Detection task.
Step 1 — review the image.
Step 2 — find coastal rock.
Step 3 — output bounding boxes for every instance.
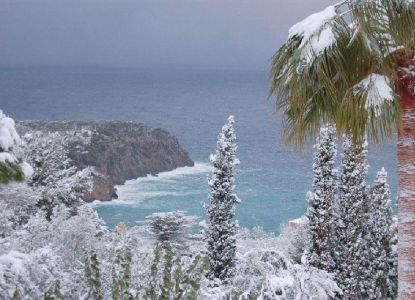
[17,121,194,201]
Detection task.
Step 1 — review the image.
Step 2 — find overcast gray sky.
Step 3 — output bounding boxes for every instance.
[0,0,335,70]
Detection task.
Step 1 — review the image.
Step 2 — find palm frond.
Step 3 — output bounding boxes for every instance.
[269,0,413,147]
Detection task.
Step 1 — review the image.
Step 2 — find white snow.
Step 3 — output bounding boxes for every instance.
[289,217,305,225]
[288,6,336,45]
[0,152,16,163]
[313,27,336,54]
[268,274,294,289]
[19,161,34,178]
[0,109,35,180]
[398,137,415,147]
[0,251,29,276]
[288,216,307,230]
[288,6,337,64]
[353,73,394,113]
[0,110,21,151]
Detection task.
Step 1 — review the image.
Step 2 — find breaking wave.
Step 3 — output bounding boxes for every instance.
[108,162,211,205]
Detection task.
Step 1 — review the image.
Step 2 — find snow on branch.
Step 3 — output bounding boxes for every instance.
[146,210,196,246]
[0,110,33,182]
[288,6,338,64]
[353,73,394,115]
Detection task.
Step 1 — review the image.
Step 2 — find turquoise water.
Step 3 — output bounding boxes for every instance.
[0,67,398,233]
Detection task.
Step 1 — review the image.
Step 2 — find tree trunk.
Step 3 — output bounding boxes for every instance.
[396,53,415,299]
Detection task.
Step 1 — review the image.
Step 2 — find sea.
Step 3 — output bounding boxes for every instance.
[0,67,398,233]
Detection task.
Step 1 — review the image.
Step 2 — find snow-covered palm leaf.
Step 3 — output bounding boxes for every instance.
[270,0,415,146]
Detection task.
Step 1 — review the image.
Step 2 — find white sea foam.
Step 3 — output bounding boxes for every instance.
[90,199,135,207]
[111,162,211,204]
[122,162,211,185]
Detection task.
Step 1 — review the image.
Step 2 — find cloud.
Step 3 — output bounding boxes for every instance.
[0,0,335,69]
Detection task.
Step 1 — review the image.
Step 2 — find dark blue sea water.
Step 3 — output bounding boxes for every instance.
[0,67,398,233]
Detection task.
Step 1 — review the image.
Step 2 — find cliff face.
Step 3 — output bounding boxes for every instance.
[18,121,194,201]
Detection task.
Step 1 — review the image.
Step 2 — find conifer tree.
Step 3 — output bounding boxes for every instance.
[11,288,21,300]
[305,124,337,272]
[360,168,394,299]
[205,115,240,282]
[144,245,209,299]
[43,281,64,300]
[388,217,398,300]
[84,252,103,300]
[145,245,162,300]
[111,248,133,300]
[333,136,369,299]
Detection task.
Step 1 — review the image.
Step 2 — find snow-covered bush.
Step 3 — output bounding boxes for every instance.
[0,247,61,299]
[146,210,196,247]
[98,223,148,299]
[201,228,340,300]
[23,131,93,216]
[24,132,72,187]
[278,221,308,265]
[0,110,33,184]
[0,204,107,298]
[0,183,38,238]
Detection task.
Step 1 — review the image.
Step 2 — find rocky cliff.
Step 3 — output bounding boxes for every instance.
[17,121,194,201]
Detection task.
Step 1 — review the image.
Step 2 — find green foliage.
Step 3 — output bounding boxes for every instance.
[84,252,103,300]
[145,245,162,299]
[160,246,174,300]
[111,248,133,300]
[145,245,209,300]
[0,162,24,184]
[43,281,64,300]
[174,254,209,300]
[10,288,21,300]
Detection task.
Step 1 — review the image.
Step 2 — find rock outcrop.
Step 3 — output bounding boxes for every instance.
[18,121,194,201]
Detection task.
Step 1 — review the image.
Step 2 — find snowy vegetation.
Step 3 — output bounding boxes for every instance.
[0,111,396,299]
[305,126,397,299]
[204,115,240,282]
[0,110,32,184]
[305,125,337,272]
[23,131,93,218]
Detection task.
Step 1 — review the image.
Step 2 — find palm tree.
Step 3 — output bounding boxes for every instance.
[269,0,415,298]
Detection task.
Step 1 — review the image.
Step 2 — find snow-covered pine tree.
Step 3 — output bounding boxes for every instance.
[388,216,398,300]
[143,246,209,299]
[44,281,64,300]
[84,252,103,300]
[305,124,337,272]
[360,168,394,299]
[205,115,240,282]
[11,288,21,300]
[111,248,133,300]
[333,136,369,299]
